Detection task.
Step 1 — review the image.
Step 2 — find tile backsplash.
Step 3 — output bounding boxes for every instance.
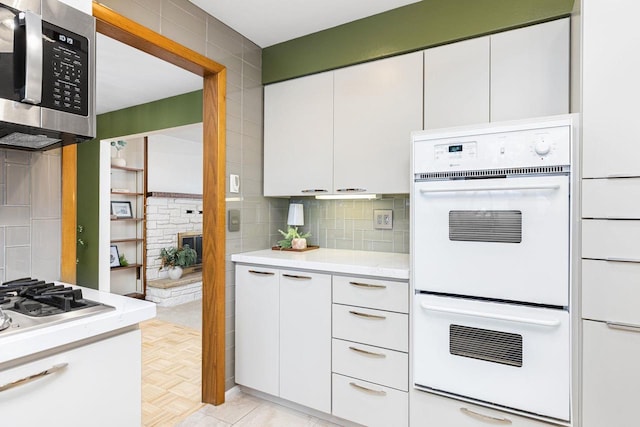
[0,149,62,283]
[282,195,410,254]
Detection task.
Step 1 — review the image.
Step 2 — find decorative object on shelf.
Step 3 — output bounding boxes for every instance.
[111,201,133,218]
[158,244,197,280]
[110,245,121,268]
[110,140,127,167]
[276,203,314,250]
[119,253,129,267]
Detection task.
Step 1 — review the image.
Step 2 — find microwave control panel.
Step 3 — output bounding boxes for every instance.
[414,124,572,174]
[41,21,89,116]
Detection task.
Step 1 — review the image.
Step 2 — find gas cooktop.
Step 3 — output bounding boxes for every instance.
[0,278,114,337]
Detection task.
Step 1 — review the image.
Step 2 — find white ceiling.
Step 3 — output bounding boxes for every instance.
[187,0,421,47]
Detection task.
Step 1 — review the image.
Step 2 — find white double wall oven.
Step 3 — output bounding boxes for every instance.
[411,115,578,423]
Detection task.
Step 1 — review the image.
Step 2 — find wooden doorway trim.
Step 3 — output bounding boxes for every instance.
[68,3,226,405]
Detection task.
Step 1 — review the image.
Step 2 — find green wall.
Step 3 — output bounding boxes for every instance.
[76,90,203,289]
[262,0,574,84]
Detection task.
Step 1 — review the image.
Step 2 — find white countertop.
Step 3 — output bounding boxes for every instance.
[0,284,156,365]
[231,248,409,280]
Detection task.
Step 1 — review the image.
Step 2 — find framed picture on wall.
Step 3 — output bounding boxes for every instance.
[111,201,133,218]
[110,245,121,268]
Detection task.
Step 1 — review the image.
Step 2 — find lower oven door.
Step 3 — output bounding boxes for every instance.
[413,294,570,421]
[412,174,569,306]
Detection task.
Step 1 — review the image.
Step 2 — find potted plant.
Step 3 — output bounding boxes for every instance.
[158,244,197,279]
[277,226,311,250]
[110,140,127,167]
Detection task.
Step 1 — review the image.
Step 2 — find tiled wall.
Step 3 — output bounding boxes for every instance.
[0,149,62,283]
[96,0,281,391]
[283,195,410,254]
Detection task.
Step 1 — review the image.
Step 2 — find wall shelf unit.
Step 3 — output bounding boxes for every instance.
[109,137,147,298]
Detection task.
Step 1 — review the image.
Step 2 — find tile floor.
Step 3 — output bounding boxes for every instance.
[145,299,341,426]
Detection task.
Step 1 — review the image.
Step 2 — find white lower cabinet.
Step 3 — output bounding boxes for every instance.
[411,390,562,427]
[333,373,408,427]
[1,329,141,427]
[583,320,640,427]
[235,265,331,413]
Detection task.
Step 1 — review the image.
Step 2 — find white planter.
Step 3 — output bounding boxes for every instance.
[158,268,169,279]
[168,266,183,280]
[111,156,126,167]
[292,238,307,250]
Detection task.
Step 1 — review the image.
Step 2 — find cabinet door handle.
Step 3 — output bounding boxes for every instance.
[336,188,367,193]
[606,321,640,333]
[460,407,512,425]
[248,270,275,276]
[349,346,386,358]
[282,274,312,280]
[349,310,386,320]
[349,281,386,290]
[0,363,68,393]
[349,381,386,396]
[301,189,328,193]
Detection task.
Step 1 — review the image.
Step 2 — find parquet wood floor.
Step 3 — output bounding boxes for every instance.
[141,318,204,426]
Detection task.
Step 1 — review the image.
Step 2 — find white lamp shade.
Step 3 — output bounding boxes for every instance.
[287,203,304,226]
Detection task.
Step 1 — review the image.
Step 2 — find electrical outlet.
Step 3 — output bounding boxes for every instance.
[373,209,393,230]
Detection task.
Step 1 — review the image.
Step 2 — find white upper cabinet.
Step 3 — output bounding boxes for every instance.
[582,0,640,178]
[333,52,423,194]
[264,72,334,196]
[424,37,490,129]
[490,18,569,121]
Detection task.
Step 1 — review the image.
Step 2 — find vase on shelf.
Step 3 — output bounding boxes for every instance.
[168,266,183,280]
[111,150,126,167]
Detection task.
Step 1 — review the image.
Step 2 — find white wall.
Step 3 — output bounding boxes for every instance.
[58,0,92,14]
[147,134,203,194]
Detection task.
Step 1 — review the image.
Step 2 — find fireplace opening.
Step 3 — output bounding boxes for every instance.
[178,231,203,274]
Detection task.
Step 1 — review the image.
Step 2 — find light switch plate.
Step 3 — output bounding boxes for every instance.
[374,209,393,230]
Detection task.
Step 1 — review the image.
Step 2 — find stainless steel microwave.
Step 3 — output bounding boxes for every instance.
[0,0,95,150]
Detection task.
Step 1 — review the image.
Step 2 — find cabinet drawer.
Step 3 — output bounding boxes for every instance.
[411,390,563,427]
[583,219,640,261]
[332,304,408,352]
[583,319,640,427]
[332,373,408,427]
[333,275,408,313]
[332,338,408,391]
[583,178,640,219]
[583,259,640,325]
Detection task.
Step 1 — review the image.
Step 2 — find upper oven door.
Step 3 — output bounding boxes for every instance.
[413,174,569,306]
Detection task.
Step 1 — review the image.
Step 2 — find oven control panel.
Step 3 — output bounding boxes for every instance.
[413,121,573,173]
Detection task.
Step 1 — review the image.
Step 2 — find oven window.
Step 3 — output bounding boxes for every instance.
[449,210,522,243]
[449,324,523,367]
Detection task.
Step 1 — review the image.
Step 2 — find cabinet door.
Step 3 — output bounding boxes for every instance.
[490,18,569,122]
[235,265,279,395]
[0,330,141,427]
[583,320,640,427]
[333,52,423,194]
[424,37,490,129]
[279,270,331,413]
[263,72,334,196]
[582,0,640,177]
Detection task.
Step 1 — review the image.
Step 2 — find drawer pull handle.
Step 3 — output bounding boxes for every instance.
[301,189,328,193]
[349,310,386,320]
[460,407,512,425]
[349,381,386,396]
[607,321,640,333]
[349,281,386,290]
[0,363,68,393]
[606,257,640,263]
[336,188,367,193]
[349,346,386,358]
[248,270,275,276]
[282,274,312,280]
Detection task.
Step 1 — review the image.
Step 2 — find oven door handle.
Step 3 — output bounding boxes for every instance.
[419,303,561,327]
[419,184,560,194]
